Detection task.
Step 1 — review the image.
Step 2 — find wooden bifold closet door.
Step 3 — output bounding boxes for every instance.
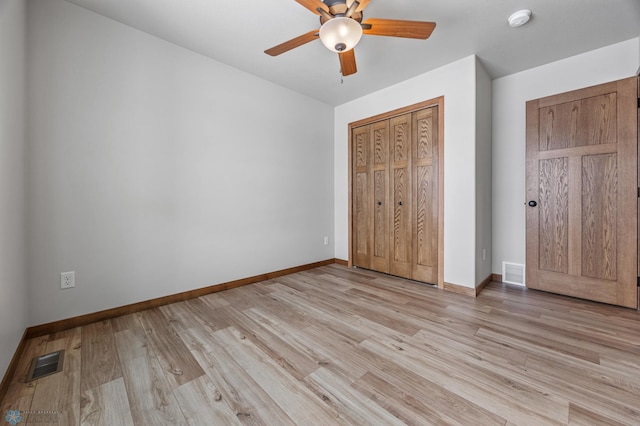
[351,104,439,285]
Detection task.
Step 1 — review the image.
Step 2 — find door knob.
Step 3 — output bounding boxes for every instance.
[528,200,537,207]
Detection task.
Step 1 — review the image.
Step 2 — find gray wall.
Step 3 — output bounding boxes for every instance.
[334,56,479,288]
[0,0,28,375]
[334,55,495,289]
[475,58,492,284]
[491,38,640,275]
[26,0,335,325]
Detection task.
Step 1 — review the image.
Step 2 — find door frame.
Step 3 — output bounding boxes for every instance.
[347,96,445,288]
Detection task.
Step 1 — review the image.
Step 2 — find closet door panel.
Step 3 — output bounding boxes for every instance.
[352,125,371,268]
[412,107,439,283]
[371,121,390,272]
[389,114,412,278]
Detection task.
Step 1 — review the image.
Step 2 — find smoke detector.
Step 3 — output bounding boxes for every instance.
[508,10,532,27]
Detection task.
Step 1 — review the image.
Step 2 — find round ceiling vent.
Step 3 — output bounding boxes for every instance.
[508,9,532,27]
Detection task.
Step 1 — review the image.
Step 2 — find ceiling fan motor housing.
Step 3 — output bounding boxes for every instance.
[323,0,344,5]
[320,0,363,24]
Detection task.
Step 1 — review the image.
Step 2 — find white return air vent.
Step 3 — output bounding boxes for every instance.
[502,262,525,286]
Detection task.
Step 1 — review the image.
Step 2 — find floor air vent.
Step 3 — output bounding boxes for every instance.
[502,262,525,286]
[26,350,64,382]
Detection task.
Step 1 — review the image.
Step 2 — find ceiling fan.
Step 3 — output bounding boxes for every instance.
[264,0,436,77]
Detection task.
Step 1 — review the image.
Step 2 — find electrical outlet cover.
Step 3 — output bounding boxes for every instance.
[61,271,75,289]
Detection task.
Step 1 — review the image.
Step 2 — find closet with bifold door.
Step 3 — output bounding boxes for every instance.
[350,98,443,286]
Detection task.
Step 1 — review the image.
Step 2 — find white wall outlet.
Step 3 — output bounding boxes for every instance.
[323,236,329,246]
[60,271,75,289]
[482,249,486,261]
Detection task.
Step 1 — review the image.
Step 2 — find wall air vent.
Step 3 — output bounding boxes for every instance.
[502,262,525,286]
[25,350,64,382]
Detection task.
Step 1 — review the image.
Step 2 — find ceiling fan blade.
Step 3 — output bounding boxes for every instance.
[264,30,319,56]
[362,18,436,39]
[295,0,330,15]
[339,49,357,76]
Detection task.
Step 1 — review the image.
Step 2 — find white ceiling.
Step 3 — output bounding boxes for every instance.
[65,0,640,106]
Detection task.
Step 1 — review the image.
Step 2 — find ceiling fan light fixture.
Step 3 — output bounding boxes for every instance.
[319,17,363,52]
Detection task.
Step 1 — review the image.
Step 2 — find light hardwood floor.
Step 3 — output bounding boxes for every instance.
[2,264,640,425]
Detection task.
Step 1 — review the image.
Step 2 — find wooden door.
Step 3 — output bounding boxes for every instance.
[352,124,372,269]
[526,77,638,308]
[389,113,413,278]
[412,107,439,283]
[370,120,390,273]
[352,121,390,272]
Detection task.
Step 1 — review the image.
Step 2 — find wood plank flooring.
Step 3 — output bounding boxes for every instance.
[2,264,640,425]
